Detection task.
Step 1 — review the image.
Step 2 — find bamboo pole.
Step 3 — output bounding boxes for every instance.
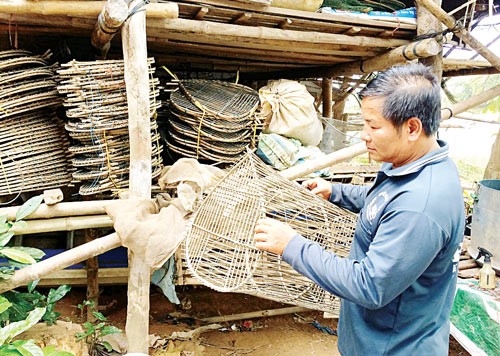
[444,67,499,77]
[0,233,121,294]
[0,200,120,221]
[10,215,113,235]
[280,142,368,180]
[201,306,310,323]
[416,0,443,81]
[443,59,493,71]
[441,83,500,120]
[267,37,440,79]
[0,1,178,19]
[122,0,151,351]
[416,0,500,72]
[91,0,128,59]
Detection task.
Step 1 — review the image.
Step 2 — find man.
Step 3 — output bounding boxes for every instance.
[254,63,465,355]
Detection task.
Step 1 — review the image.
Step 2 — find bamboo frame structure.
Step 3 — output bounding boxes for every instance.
[0,2,498,350]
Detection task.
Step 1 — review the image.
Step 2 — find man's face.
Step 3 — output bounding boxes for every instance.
[361,97,408,166]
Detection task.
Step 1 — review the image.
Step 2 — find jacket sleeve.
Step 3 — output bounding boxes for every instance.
[282,210,447,309]
[329,183,370,213]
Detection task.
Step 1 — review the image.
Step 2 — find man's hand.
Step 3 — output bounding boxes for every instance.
[302,178,332,200]
[254,218,297,255]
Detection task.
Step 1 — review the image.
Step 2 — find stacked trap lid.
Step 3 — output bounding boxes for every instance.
[165,79,262,164]
[0,50,72,198]
[57,59,163,196]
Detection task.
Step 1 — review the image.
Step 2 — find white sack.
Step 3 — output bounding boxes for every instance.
[259,79,323,146]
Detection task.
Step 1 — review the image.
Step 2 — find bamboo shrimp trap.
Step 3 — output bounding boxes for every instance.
[185,151,357,314]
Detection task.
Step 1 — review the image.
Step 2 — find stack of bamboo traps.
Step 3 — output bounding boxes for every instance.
[165,79,262,164]
[0,49,72,198]
[57,59,163,196]
[185,151,357,314]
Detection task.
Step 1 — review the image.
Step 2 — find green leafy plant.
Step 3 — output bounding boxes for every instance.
[0,195,73,355]
[75,300,121,355]
[0,195,45,276]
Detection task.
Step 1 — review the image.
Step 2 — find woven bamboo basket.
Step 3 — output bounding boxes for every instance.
[164,79,262,164]
[185,151,357,314]
[0,50,72,197]
[57,58,163,196]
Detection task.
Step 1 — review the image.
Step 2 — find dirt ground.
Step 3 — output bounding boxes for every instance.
[51,285,470,356]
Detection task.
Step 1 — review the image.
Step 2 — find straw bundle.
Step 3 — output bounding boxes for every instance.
[57,59,163,196]
[163,79,263,165]
[185,151,357,314]
[0,50,72,197]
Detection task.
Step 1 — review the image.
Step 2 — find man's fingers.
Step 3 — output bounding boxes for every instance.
[254,232,267,242]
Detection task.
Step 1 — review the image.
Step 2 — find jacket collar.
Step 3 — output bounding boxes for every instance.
[380,140,449,177]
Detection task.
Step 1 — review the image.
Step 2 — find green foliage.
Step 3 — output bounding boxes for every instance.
[0,285,71,327]
[0,196,73,355]
[42,345,74,356]
[0,195,46,275]
[75,300,121,353]
[0,307,46,345]
[442,74,500,116]
[15,196,44,222]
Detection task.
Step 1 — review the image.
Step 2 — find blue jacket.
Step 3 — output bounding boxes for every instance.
[282,141,464,355]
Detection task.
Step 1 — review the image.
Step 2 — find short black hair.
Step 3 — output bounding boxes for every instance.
[359,63,440,136]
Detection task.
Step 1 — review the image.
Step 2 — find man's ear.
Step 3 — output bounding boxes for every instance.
[406,117,422,141]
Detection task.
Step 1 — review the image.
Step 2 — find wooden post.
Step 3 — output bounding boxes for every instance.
[484,130,500,180]
[85,228,100,322]
[91,0,128,59]
[83,196,100,322]
[322,77,332,119]
[122,0,151,352]
[416,0,500,72]
[320,77,334,154]
[416,0,443,81]
[0,233,121,294]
